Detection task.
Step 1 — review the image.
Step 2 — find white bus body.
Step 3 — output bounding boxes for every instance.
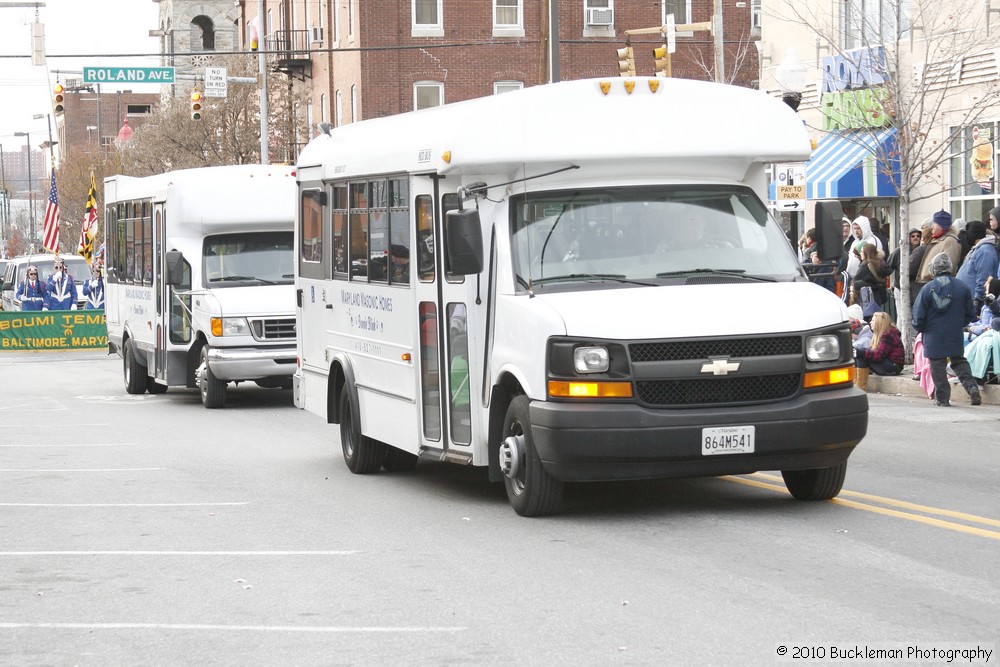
[294,78,868,516]
[104,165,297,408]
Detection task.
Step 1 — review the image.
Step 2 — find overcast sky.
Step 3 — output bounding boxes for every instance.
[0,0,161,157]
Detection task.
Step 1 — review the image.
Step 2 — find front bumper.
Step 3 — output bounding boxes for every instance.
[529,387,868,482]
[206,345,297,381]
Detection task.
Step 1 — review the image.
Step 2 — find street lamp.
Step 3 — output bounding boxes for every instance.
[775,48,807,110]
[13,131,35,251]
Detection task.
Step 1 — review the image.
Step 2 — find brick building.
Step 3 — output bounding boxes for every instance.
[54,86,159,156]
[231,0,761,162]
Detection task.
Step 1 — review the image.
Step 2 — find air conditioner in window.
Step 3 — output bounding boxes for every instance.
[586,8,614,26]
[310,26,324,43]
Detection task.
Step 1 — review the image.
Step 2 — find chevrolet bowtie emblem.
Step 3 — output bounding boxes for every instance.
[701,358,741,375]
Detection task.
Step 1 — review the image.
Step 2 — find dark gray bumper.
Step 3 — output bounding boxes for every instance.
[529,388,868,482]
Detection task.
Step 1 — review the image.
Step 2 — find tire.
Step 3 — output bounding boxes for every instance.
[339,389,385,474]
[198,345,227,409]
[146,377,168,394]
[781,462,848,500]
[383,446,418,472]
[123,339,147,395]
[501,395,563,517]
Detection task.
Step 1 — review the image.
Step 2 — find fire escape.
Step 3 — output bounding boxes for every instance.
[265,28,312,163]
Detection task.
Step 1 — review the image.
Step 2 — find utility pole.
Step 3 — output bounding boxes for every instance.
[713,0,724,82]
[257,0,269,164]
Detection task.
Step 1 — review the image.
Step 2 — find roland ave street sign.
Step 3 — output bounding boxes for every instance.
[83,66,176,84]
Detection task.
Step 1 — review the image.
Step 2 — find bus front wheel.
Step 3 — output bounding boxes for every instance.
[123,339,146,395]
[198,346,227,409]
[781,463,847,500]
[500,396,563,517]
[339,389,385,474]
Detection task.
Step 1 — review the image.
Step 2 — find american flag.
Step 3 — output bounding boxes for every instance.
[41,168,60,253]
[77,172,98,264]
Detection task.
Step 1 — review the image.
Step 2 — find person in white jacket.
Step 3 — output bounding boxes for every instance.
[846,214,885,277]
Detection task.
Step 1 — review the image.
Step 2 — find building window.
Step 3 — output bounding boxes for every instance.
[948,122,999,223]
[494,0,523,32]
[126,105,152,116]
[662,0,690,25]
[414,81,443,110]
[494,80,523,95]
[751,0,761,29]
[844,0,912,50]
[335,90,343,126]
[320,93,327,124]
[584,0,613,31]
[348,0,354,39]
[191,15,216,51]
[414,0,442,28]
[351,85,358,123]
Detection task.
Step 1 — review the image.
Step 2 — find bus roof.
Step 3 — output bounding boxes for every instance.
[296,77,811,182]
[104,165,296,230]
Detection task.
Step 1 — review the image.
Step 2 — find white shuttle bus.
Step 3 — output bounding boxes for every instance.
[104,165,298,408]
[293,78,868,516]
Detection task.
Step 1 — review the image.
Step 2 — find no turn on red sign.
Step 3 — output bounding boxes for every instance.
[204,67,228,97]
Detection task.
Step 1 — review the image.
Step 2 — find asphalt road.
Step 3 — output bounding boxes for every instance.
[0,350,997,666]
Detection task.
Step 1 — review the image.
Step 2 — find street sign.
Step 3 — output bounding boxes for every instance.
[775,162,807,190]
[83,66,175,84]
[776,199,806,211]
[204,67,228,98]
[665,15,676,54]
[777,184,806,200]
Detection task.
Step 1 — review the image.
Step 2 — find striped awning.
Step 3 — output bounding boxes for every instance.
[806,127,899,200]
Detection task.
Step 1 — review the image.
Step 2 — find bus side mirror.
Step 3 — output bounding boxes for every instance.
[445,208,484,275]
[814,201,846,262]
[164,250,185,286]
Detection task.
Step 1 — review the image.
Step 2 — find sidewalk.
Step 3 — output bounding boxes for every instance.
[866,365,1000,405]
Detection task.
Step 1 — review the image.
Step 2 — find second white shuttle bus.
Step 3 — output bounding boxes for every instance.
[104,165,298,408]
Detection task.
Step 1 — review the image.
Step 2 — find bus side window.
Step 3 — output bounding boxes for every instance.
[300,189,326,279]
[389,177,410,286]
[416,195,434,282]
[332,184,348,277]
[349,182,369,280]
[169,255,192,344]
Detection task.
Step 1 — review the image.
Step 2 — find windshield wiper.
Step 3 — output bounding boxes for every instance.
[532,273,655,286]
[210,275,277,285]
[655,268,773,282]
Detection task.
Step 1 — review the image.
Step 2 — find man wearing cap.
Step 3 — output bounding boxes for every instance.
[916,210,962,286]
[14,265,47,311]
[912,253,981,407]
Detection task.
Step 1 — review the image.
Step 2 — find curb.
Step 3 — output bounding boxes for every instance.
[866,365,1000,405]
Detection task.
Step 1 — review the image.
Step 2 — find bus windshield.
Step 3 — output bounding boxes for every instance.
[510,185,802,289]
[202,231,294,287]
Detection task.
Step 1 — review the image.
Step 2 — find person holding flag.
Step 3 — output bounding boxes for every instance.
[78,172,99,265]
[45,256,76,310]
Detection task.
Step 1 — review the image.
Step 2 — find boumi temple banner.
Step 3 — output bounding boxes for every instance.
[0,310,107,350]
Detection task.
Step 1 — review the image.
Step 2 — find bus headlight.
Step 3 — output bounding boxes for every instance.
[574,346,610,373]
[211,317,251,337]
[805,334,840,362]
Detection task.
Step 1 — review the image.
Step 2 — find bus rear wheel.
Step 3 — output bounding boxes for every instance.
[500,396,563,517]
[781,463,847,500]
[198,345,227,409]
[123,339,146,395]
[339,389,385,474]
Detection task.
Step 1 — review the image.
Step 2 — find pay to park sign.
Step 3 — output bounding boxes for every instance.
[0,311,108,350]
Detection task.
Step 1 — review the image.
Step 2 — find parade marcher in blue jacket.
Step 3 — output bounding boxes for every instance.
[45,257,76,310]
[912,253,981,407]
[14,265,47,311]
[82,264,104,309]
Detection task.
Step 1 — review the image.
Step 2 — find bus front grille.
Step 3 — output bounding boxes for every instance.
[635,374,801,407]
[250,317,296,341]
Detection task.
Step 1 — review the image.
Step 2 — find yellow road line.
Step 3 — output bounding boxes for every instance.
[750,472,1000,528]
[722,474,1000,542]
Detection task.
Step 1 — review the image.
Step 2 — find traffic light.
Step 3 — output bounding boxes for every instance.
[616,45,635,77]
[190,89,203,121]
[653,45,669,77]
[53,83,64,115]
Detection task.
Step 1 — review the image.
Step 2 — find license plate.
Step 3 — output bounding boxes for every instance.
[702,425,755,456]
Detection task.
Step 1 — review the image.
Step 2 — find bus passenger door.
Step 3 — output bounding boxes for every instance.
[153,203,167,382]
[412,176,474,456]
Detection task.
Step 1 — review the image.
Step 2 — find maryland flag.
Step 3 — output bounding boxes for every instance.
[78,172,99,265]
